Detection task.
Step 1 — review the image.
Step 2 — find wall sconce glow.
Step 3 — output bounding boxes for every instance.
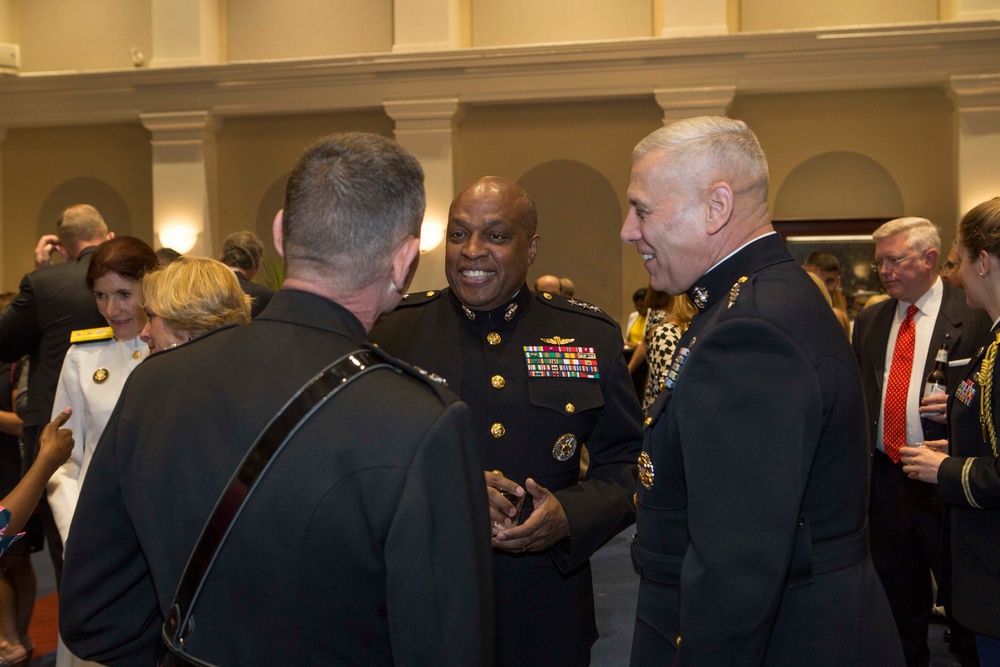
[159,225,199,254]
[419,218,445,254]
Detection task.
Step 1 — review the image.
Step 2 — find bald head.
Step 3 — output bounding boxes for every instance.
[451,177,538,236]
[535,274,560,293]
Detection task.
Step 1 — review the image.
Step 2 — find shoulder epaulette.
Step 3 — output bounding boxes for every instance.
[397,289,444,308]
[534,291,618,327]
[70,327,114,344]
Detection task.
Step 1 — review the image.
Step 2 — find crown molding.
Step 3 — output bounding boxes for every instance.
[0,20,997,128]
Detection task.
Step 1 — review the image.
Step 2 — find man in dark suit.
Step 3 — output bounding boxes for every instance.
[853,216,991,666]
[219,230,277,317]
[622,116,902,665]
[371,176,642,667]
[60,133,494,666]
[0,204,111,580]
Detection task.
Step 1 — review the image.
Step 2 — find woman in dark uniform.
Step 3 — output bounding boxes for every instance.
[903,196,1000,663]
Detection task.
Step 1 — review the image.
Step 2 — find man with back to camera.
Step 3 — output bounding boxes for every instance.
[0,204,112,581]
[218,230,277,317]
[853,216,990,666]
[371,176,643,667]
[622,116,903,665]
[534,273,561,294]
[59,133,494,666]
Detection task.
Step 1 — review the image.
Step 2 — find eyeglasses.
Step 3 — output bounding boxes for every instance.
[871,250,927,272]
[942,260,961,270]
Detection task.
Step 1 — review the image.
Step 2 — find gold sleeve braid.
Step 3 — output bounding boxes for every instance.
[980,330,1000,457]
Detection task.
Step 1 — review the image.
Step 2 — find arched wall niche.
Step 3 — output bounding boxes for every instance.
[38,178,134,244]
[773,151,904,221]
[518,159,622,314]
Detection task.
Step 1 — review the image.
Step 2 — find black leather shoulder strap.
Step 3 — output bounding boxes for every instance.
[162,348,391,666]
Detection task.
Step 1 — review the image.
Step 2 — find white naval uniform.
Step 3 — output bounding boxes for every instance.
[47,331,147,545]
[48,329,145,667]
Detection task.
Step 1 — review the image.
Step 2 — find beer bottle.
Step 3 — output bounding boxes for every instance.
[922,342,949,416]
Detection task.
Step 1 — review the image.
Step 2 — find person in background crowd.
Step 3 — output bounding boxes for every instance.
[624,287,648,347]
[0,205,111,586]
[627,289,696,413]
[154,248,181,267]
[534,274,561,294]
[623,116,902,665]
[940,240,964,290]
[218,231,277,317]
[806,271,851,334]
[559,277,576,297]
[372,175,642,667]
[61,132,493,666]
[903,196,1000,664]
[854,216,990,666]
[0,408,74,666]
[138,257,251,355]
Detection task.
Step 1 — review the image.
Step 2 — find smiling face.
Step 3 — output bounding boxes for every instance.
[139,310,191,354]
[445,179,539,311]
[621,152,712,295]
[93,272,146,341]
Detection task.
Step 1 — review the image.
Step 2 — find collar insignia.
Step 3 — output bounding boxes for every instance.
[461,304,476,321]
[727,276,749,309]
[504,302,518,322]
[691,286,708,309]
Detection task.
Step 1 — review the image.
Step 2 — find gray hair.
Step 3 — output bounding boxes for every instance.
[281,132,425,291]
[220,231,265,272]
[632,116,769,196]
[872,217,941,253]
[57,204,108,247]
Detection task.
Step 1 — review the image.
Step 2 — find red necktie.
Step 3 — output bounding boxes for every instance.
[884,304,918,463]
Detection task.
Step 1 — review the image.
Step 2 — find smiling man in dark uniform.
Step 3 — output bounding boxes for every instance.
[621,117,903,665]
[371,176,642,667]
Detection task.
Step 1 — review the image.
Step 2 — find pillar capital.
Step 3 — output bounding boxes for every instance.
[140,111,219,144]
[654,86,736,125]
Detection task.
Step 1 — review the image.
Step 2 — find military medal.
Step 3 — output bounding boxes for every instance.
[93,368,110,384]
[552,433,578,461]
[956,378,977,406]
[524,345,599,378]
[638,451,655,489]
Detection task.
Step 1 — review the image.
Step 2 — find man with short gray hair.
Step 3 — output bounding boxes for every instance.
[219,230,276,317]
[623,116,901,665]
[854,216,990,665]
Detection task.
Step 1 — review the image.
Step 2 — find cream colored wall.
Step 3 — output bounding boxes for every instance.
[17,0,151,72]
[227,0,392,61]
[741,0,938,31]
[215,110,394,267]
[471,0,652,47]
[455,98,662,326]
[1,123,153,290]
[732,88,956,239]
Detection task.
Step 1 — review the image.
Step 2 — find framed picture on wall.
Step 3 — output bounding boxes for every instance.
[773,218,891,319]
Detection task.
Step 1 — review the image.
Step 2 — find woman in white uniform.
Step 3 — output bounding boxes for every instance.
[46,237,158,667]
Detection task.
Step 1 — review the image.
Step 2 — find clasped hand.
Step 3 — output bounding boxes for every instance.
[484,470,569,553]
[900,440,948,484]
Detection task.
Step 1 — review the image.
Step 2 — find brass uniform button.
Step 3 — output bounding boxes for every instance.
[491,423,505,438]
[132,350,141,360]
[565,403,575,414]
[633,493,637,507]
[487,332,501,345]
[675,635,682,646]
[425,291,435,297]
[491,375,505,389]
[644,417,652,426]
[543,293,553,300]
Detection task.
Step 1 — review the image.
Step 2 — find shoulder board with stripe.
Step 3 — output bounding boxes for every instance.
[70,327,114,344]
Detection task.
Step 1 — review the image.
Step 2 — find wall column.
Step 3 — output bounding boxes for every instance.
[656,0,729,38]
[393,0,468,53]
[140,111,219,258]
[150,0,221,67]
[383,99,463,292]
[949,74,1000,222]
[941,0,1000,21]
[654,86,736,125]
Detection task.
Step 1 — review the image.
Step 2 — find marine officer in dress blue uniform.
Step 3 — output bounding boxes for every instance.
[371,176,643,667]
[621,116,903,666]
